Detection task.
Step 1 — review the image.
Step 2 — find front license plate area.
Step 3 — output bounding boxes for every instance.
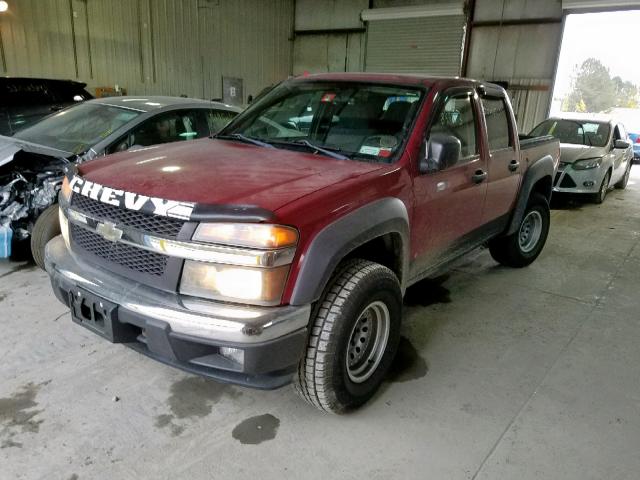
[68,288,135,343]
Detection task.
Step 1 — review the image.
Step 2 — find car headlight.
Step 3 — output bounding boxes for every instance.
[180,223,298,305]
[60,176,73,203]
[59,207,71,250]
[180,260,290,305]
[193,223,298,248]
[572,158,602,170]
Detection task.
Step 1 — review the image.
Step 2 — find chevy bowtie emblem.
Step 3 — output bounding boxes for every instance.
[96,221,123,242]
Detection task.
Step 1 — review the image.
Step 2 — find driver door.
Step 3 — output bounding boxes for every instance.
[410,88,488,277]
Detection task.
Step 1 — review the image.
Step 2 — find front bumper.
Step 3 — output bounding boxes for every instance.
[553,165,604,194]
[45,236,310,389]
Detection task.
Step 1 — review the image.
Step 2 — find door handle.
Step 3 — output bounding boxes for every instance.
[472,169,488,184]
[50,105,63,112]
[508,159,520,172]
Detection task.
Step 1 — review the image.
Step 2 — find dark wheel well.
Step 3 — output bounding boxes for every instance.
[343,233,404,284]
[532,175,552,203]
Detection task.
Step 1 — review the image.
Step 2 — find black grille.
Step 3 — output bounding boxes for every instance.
[71,194,184,238]
[560,174,577,188]
[71,224,168,276]
[554,172,561,186]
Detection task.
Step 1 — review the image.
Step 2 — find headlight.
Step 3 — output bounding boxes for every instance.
[60,176,72,203]
[59,207,70,250]
[572,158,602,170]
[180,260,289,305]
[193,223,298,248]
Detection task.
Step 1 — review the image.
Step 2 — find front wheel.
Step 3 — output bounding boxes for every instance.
[594,170,611,204]
[489,193,550,268]
[293,259,402,413]
[31,204,60,270]
[614,162,631,190]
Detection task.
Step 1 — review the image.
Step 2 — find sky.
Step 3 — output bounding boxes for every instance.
[551,10,640,115]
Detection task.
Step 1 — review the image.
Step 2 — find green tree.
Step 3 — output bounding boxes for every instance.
[612,76,639,108]
[564,58,616,113]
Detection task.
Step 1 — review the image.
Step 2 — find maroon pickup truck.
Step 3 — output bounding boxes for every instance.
[45,74,559,413]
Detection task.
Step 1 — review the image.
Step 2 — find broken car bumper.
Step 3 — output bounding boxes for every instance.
[44,236,310,389]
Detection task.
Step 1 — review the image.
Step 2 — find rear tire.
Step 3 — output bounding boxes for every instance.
[31,204,60,270]
[614,162,631,189]
[293,259,402,413]
[593,171,611,204]
[489,193,550,268]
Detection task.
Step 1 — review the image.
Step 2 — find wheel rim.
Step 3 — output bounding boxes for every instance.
[345,300,391,384]
[518,210,543,253]
[599,173,610,201]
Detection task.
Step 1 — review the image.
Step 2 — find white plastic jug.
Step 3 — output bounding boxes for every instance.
[0,225,12,258]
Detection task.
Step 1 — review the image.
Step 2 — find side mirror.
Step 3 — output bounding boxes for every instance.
[419,133,461,174]
[73,95,84,102]
[614,139,630,149]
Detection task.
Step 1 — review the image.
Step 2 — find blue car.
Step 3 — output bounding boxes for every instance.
[629,131,640,161]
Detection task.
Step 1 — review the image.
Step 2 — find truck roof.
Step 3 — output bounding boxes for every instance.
[292,72,499,90]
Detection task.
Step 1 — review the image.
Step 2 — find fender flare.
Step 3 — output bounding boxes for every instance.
[506,154,555,235]
[289,197,410,306]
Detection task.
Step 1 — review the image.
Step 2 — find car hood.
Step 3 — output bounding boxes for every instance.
[78,139,386,213]
[560,143,608,164]
[0,135,74,168]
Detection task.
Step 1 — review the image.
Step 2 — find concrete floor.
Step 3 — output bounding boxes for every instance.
[1,167,639,480]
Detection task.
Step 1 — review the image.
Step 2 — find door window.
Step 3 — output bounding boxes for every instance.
[108,109,206,153]
[429,93,478,164]
[481,97,511,150]
[206,109,237,134]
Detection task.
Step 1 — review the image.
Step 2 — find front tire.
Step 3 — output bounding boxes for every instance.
[594,170,611,204]
[31,204,60,270]
[489,193,550,268]
[615,162,631,189]
[293,259,402,413]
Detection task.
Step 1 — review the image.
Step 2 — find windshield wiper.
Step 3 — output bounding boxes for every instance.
[214,133,275,149]
[271,139,348,160]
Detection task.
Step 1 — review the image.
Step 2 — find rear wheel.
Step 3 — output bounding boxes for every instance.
[293,259,402,413]
[489,193,550,268]
[594,171,611,204]
[614,162,631,189]
[31,204,60,270]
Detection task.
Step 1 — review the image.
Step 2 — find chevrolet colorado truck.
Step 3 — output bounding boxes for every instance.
[45,74,559,413]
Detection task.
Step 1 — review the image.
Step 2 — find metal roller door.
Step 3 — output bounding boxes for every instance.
[363,6,465,75]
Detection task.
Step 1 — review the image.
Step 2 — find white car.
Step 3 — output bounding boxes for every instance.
[530,116,634,203]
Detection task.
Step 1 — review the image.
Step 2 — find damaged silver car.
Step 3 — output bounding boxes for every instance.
[0,96,240,267]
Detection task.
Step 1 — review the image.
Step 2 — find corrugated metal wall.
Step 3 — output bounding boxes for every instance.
[465,0,564,131]
[365,15,465,75]
[0,0,293,102]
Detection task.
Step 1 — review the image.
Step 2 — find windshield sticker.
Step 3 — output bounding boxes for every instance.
[359,145,380,156]
[68,176,195,220]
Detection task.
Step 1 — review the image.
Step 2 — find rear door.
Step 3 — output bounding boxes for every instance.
[479,93,521,224]
[410,87,488,275]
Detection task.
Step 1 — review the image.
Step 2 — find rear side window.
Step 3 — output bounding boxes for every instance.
[206,109,237,134]
[0,80,53,107]
[481,97,511,150]
[430,94,478,160]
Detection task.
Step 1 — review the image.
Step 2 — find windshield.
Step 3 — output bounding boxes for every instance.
[220,81,424,162]
[530,119,610,147]
[14,103,141,154]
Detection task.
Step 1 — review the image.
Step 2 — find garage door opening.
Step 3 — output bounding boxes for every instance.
[550,9,640,142]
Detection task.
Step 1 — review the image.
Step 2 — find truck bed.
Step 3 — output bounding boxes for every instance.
[519,134,560,165]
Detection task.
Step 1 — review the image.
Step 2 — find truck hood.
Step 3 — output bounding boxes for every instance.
[560,143,608,163]
[0,134,74,168]
[78,139,386,213]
